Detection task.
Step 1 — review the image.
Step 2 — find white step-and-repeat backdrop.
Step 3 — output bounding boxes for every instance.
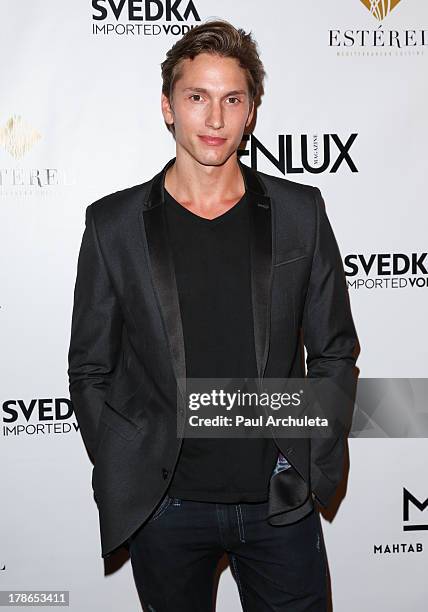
[1,1,427,610]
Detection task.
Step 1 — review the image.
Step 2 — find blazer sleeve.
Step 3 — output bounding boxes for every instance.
[67,204,123,463]
[302,187,360,507]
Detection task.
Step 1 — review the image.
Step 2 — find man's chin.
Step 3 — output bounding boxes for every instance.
[191,148,236,168]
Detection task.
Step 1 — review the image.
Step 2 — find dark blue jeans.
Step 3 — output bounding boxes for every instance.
[128,494,328,611]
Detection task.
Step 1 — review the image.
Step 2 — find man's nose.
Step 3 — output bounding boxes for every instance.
[205,103,224,129]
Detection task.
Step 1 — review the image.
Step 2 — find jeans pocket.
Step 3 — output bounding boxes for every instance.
[150,494,173,521]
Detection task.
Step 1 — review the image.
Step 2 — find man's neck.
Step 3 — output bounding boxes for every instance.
[164,152,246,219]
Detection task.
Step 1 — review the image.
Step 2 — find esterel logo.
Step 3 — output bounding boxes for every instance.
[0,115,41,160]
[330,0,427,51]
[0,114,74,195]
[360,0,402,22]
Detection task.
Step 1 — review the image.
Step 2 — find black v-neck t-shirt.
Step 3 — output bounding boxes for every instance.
[164,188,279,503]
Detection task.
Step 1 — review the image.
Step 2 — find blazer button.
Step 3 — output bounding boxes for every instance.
[162,468,169,480]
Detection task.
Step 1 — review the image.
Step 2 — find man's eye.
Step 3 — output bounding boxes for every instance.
[190,94,202,101]
[227,97,240,104]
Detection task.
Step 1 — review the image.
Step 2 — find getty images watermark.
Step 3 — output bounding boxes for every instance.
[175,377,428,439]
[175,377,355,439]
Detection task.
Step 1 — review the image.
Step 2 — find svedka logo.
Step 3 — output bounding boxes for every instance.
[345,252,428,290]
[239,133,358,174]
[92,0,201,37]
[2,398,78,438]
[329,0,426,55]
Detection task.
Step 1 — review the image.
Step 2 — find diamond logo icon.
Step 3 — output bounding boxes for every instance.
[360,0,402,21]
[0,114,42,159]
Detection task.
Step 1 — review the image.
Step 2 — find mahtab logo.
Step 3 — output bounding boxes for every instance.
[403,488,428,532]
[360,0,402,22]
[372,485,426,555]
[0,115,41,160]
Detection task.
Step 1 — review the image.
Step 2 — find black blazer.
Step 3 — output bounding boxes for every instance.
[68,156,359,559]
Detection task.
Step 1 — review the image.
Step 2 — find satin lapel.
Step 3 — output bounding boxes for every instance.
[140,157,187,402]
[139,156,273,403]
[238,159,273,381]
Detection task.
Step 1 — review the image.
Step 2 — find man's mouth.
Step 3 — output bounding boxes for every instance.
[198,135,227,146]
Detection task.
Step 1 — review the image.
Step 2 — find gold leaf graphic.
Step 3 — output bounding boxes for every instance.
[0,114,42,159]
[360,0,402,21]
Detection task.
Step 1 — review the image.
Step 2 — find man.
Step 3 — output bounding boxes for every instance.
[68,18,359,612]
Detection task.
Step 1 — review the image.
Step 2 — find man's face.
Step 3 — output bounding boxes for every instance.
[161,52,254,167]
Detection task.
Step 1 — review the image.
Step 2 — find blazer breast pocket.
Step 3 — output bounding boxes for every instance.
[274,246,308,268]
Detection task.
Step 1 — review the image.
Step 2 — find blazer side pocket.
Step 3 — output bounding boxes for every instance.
[101,402,142,441]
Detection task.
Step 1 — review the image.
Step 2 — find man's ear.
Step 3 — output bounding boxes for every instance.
[245,99,255,129]
[161,93,174,127]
